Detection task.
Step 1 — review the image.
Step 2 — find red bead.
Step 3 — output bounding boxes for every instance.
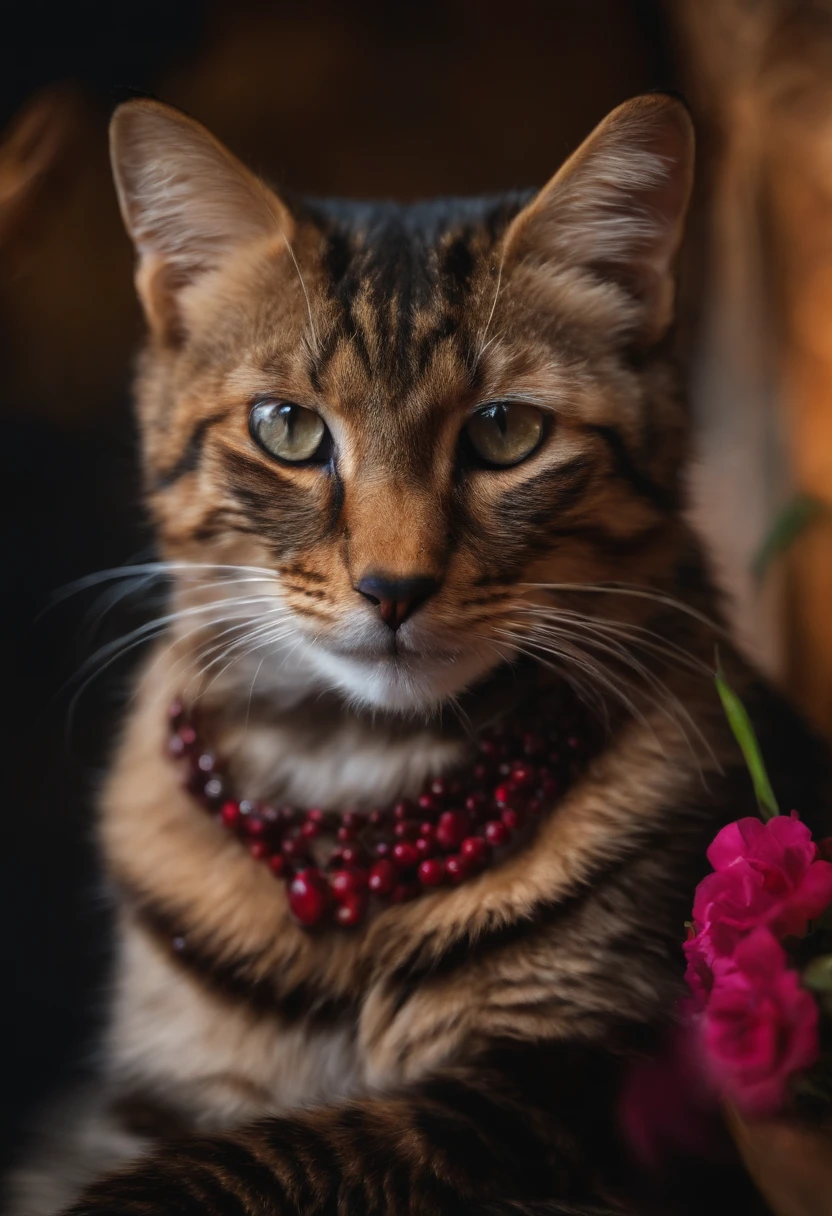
[394,819,419,839]
[436,810,470,850]
[203,777,224,802]
[522,732,545,755]
[418,858,445,887]
[244,815,267,837]
[445,854,471,883]
[281,835,308,861]
[461,836,490,866]
[417,793,439,815]
[368,859,397,895]
[501,807,527,831]
[368,809,386,827]
[249,840,269,861]
[301,819,322,839]
[484,819,510,847]
[510,763,535,788]
[287,868,330,926]
[336,824,357,842]
[330,868,369,899]
[392,841,419,869]
[268,854,287,877]
[494,784,514,808]
[178,724,197,748]
[340,810,360,829]
[538,777,558,798]
[220,801,240,828]
[335,891,368,926]
[480,739,498,757]
[415,835,435,859]
[306,807,326,824]
[464,793,487,816]
[374,841,392,858]
[472,763,490,783]
[339,845,364,867]
[393,800,412,820]
[419,822,436,841]
[429,778,448,799]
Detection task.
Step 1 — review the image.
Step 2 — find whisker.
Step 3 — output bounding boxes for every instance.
[506,620,717,773]
[474,251,505,370]
[48,559,280,607]
[185,621,298,699]
[490,626,621,727]
[516,606,712,677]
[520,581,727,638]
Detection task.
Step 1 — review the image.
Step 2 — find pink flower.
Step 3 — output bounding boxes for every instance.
[618,1024,719,1169]
[683,927,717,1006]
[700,927,819,1118]
[692,814,832,958]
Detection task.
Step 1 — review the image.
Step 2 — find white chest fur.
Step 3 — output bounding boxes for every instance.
[107,923,365,1132]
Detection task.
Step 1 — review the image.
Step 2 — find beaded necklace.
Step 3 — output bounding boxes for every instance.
[167,687,594,929]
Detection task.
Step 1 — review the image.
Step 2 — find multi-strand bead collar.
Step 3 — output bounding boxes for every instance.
[167,687,595,929]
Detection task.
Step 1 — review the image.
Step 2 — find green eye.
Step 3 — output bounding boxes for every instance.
[465,402,544,467]
[249,400,330,464]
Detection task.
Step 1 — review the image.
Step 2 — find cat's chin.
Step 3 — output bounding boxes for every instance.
[307,645,499,716]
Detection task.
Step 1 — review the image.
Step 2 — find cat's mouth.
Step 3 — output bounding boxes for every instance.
[323,638,459,663]
[306,632,502,714]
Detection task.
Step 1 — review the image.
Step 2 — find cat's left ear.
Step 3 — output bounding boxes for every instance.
[109,99,293,344]
[502,94,694,346]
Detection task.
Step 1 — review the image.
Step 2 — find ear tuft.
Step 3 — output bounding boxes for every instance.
[504,95,694,344]
[109,100,290,340]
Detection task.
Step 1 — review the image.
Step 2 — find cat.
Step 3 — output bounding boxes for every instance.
[6,92,828,1216]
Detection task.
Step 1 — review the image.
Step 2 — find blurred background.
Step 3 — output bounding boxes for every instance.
[3,0,832,1171]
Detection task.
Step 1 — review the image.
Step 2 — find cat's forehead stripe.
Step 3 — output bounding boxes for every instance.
[303,197,524,400]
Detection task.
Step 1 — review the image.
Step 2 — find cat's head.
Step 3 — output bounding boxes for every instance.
[110,95,694,716]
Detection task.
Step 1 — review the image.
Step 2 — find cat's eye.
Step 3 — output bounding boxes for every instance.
[249,400,330,464]
[465,402,544,468]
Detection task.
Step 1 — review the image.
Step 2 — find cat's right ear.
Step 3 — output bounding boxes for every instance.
[110,100,292,343]
[501,94,694,348]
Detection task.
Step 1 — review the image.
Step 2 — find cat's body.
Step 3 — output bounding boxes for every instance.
[7,95,829,1215]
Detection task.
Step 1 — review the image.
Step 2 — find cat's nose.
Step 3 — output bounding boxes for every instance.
[355,573,440,631]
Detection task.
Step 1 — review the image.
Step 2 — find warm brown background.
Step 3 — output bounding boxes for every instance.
[4,0,832,1178]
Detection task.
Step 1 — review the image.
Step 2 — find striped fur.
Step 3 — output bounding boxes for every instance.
[7,96,829,1215]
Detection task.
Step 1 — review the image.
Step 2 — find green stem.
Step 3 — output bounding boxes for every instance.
[715,655,780,821]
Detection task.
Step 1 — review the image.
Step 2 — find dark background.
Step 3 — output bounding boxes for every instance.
[0,0,680,1171]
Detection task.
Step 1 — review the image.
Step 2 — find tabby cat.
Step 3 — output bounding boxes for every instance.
[7,94,828,1216]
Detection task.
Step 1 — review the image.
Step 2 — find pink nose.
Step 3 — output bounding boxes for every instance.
[354,573,440,631]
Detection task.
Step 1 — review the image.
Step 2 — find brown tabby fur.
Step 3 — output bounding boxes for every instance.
[7,94,829,1216]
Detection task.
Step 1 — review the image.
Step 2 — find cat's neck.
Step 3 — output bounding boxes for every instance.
[167,655,572,810]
